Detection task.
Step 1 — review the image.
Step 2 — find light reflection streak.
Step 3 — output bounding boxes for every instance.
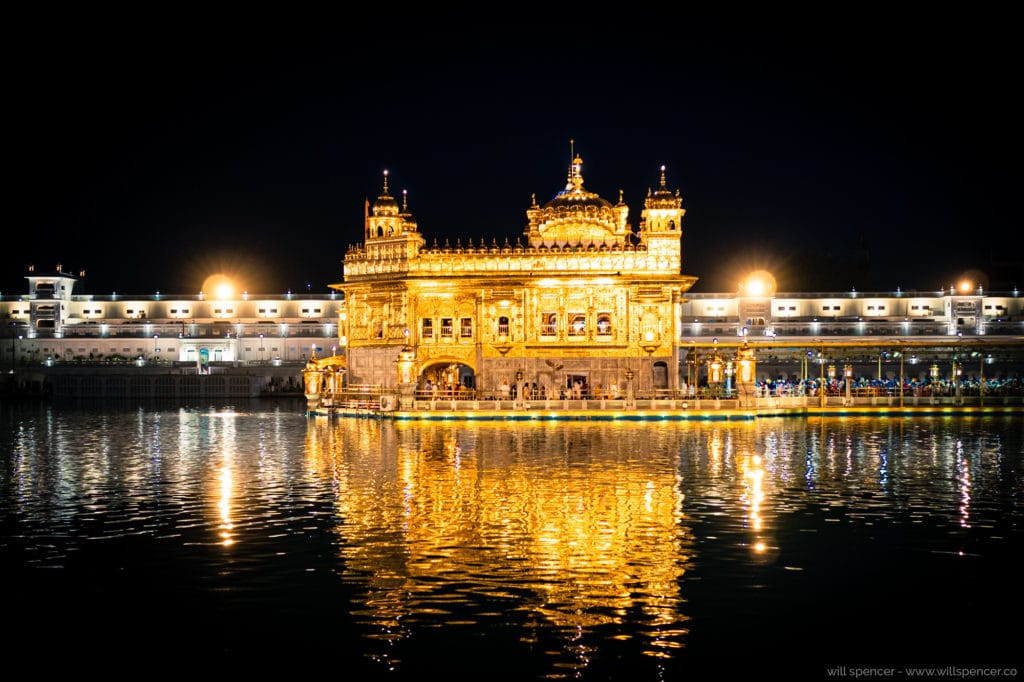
[955,439,971,528]
[218,464,234,546]
[739,452,768,554]
[879,449,889,489]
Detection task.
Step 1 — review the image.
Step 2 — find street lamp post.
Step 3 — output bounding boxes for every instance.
[979,353,985,407]
[899,351,905,408]
[819,345,826,409]
[953,360,963,404]
[8,322,15,373]
[259,333,265,364]
[844,364,853,404]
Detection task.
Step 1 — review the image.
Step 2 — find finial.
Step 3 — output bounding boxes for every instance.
[531,192,537,207]
[402,188,408,212]
[566,139,575,186]
[568,149,583,190]
[618,189,624,203]
[382,169,390,195]
[660,165,667,189]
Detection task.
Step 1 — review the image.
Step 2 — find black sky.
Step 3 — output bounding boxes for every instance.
[6,10,1021,297]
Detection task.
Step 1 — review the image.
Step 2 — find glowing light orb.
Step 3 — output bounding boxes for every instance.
[202,274,237,301]
[741,270,777,296]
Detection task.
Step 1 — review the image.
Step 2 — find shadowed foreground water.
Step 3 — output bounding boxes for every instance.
[2,400,1021,679]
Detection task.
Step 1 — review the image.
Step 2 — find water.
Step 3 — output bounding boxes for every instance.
[2,400,1021,679]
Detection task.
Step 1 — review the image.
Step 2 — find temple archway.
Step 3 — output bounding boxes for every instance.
[418,360,476,398]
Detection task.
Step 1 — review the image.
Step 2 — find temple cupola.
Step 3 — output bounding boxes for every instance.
[524,142,631,248]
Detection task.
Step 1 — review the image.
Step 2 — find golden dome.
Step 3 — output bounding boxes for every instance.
[541,154,614,211]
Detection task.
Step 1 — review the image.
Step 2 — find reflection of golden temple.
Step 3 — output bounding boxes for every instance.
[321,150,696,402]
[306,421,694,670]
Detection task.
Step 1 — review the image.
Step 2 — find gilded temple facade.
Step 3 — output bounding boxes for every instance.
[335,157,698,398]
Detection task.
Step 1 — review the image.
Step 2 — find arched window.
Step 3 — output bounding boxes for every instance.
[568,313,586,337]
[541,312,557,336]
[596,313,612,336]
[497,316,510,337]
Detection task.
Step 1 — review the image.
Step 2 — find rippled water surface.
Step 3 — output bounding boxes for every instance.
[2,401,1021,679]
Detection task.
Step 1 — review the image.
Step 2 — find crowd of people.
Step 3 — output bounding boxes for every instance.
[749,374,1024,398]
[414,373,1024,401]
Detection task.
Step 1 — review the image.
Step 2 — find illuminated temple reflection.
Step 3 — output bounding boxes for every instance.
[305,420,696,672]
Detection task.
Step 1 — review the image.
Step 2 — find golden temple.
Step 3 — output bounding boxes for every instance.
[331,151,700,403]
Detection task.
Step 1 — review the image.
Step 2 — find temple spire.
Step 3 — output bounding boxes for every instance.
[565,139,584,191]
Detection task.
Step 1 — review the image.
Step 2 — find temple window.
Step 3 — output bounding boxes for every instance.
[460,317,473,338]
[596,313,612,335]
[422,318,433,338]
[497,316,510,337]
[541,312,557,336]
[441,318,453,338]
[568,313,586,337]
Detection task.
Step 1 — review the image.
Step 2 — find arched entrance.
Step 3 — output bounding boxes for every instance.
[419,360,476,399]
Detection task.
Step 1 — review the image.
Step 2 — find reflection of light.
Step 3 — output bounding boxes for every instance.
[708,431,722,477]
[739,452,767,552]
[746,455,764,531]
[219,464,234,546]
[956,439,971,528]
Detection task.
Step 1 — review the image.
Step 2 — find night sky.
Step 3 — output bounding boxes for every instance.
[6,10,1020,298]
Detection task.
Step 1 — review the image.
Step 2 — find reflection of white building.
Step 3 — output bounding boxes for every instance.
[1,268,341,368]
